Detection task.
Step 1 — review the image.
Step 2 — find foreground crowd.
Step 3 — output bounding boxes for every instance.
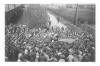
[5,24,95,62]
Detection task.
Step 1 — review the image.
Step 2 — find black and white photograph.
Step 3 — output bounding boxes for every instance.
[5,4,95,62]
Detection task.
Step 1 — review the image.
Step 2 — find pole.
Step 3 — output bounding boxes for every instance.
[74,4,78,26]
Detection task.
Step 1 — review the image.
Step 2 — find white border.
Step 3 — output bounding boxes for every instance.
[0,0,99,66]
[0,0,96,4]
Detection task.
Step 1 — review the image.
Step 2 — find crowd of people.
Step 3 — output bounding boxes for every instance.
[5,24,95,62]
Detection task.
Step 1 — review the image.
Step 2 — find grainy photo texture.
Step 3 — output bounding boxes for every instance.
[5,4,95,62]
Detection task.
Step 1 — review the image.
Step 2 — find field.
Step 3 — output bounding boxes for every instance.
[47,7,95,26]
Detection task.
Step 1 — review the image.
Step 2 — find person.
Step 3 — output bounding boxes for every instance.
[7,49,19,62]
[29,51,36,62]
[38,53,47,62]
[59,59,65,62]
[17,53,23,62]
[67,54,74,62]
[5,56,8,61]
